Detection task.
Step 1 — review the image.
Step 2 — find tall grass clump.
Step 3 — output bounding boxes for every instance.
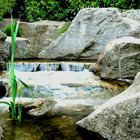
[10,15,19,121]
[0,15,26,126]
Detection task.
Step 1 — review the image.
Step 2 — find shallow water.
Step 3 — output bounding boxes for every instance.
[0,61,129,140]
[0,102,97,140]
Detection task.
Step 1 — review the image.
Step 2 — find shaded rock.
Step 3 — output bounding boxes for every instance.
[0,127,3,140]
[0,81,6,98]
[39,8,140,60]
[93,37,140,80]
[0,31,8,70]
[77,72,140,140]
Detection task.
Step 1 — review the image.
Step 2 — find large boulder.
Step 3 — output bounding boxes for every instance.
[93,37,140,81]
[77,72,140,140]
[0,31,8,70]
[39,8,140,60]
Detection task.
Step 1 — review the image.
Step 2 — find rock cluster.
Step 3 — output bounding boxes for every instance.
[39,8,140,60]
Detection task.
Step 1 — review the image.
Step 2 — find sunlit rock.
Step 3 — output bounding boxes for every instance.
[39,8,140,60]
[77,72,140,140]
[0,31,8,71]
[93,37,140,81]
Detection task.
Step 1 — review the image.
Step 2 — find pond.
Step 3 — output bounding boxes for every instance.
[0,61,129,140]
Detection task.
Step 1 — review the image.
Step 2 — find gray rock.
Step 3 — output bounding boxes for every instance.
[0,31,8,70]
[4,37,35,59]
[93,37,140,80]
[77,72,140,140]
[0,127,3,139]
[39,8,140,60]
[19,20,65,58]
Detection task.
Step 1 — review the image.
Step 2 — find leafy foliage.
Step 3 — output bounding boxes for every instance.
[0,0,15,20]
[21,0,140,22]
[1,0,140,21]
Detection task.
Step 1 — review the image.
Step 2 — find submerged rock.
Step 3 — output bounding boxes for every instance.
[77,72,140,140]
[93,37,140,81]
[21,98,56,117]
[0,97,56,117]
[39,8,140,60]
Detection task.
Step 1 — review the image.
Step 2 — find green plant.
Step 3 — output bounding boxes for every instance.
[0,0,15,18]
[57,22,71,35]
[0,16,30,126]
[0,15,19,124]
[23,0,140,22]
[2,23,22,37]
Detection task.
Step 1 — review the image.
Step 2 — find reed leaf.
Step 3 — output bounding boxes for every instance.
[10,15,20,120]
[0,101,11,106]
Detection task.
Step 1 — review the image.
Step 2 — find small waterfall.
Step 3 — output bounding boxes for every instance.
[6,63,38,72]
[39,63,60,71]
[61,63,84,71]
[5,62,93,72]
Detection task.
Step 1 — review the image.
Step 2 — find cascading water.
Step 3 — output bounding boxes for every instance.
[3,61,128,101]
[5,62,90,72]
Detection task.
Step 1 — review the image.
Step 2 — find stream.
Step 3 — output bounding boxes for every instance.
[0,61,129,140]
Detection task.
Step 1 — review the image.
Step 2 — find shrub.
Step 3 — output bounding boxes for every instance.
[0,0,15,19]
[22,0,140,22]
[4,0,140,21]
